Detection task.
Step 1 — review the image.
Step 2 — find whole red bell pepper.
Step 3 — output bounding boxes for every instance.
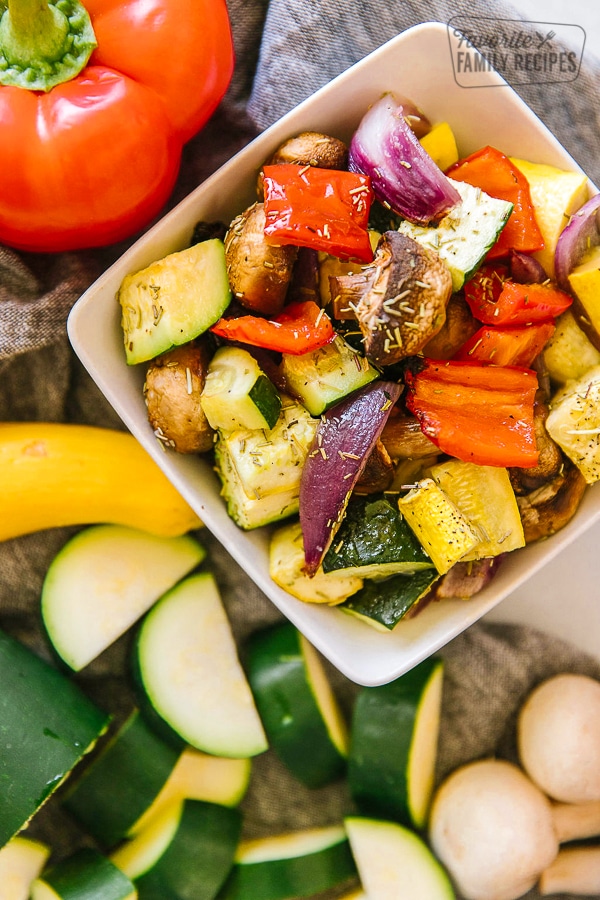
[404,358,539,468]
[0,0,234,253]
[454,321,556,368]
[262,164,374,263]
[210,301,335,355]
[464,264,572,325]
[447,146,544,260]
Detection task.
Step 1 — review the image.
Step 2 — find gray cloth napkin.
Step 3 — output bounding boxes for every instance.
[1,1,599,897]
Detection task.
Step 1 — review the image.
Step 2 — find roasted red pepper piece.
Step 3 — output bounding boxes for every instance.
[447,146,544,259]
[0,0,234,253]
[210,300,335,355]
[404,359,539,467]
[454,321,556,368]
[464,266,572,325]
[262,164,374,263]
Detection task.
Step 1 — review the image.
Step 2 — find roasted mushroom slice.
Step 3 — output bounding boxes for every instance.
[144,340,215,454]
[354,438,395,494]
[380,411,439,460]
[421,294,479,360]
[257,132,348,197]
[224,202,298,316]
[516,463,587,544]
[509,396,564,495]
[331,231,452,366]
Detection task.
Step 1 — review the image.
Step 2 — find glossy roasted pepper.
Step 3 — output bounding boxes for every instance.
[262,164,374,263]
[447,145,544,259]
[404,358,539,468]
[0,0,234,252]
[454,321,556,368]
[210,300,335,355]
[464,264,572,325]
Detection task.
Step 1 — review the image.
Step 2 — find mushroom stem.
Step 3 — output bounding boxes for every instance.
[551,799,600,844]
[539,846,600,896]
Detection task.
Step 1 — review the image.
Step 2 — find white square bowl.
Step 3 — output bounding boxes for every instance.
[68,21,600,686]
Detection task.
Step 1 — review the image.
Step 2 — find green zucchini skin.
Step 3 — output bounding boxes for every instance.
[134,801,241,900]
[32,848,135,900]
[322,494,433,578]
[0,629,110,847]
[63,709,180,848]
[340,568,439,630]
[246,623,347,788]
[348,656,443,829]
[219,833,356,900]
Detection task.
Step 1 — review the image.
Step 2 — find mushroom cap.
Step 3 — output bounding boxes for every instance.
[144,341,215,454]
[518,673,600,803]
[429,758,558,900]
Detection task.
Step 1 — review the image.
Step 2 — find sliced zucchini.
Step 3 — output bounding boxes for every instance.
[112,800,184,881]
[279,335,379,416]
[0,628,110,847]
[0,836,50,900]
[130,749,251,835]
[269,520,363,604]
[544,309,600,384]
[219,825,357,900]
[41,525,205,671]
[427,459,525,558]
[397,479,482,574]
[31,849,136,900]
[118,239,232,366]
[112,798,240,899]
[546,365,600,484]
[340,568,440,632]
[62,709,180,848]
[200,346,282,432]
[348,656,444,829]
[345,817,455,899]
[322,493,434,579]
[134,572,268,757]
[246,622,348,788]
[214,397,318,530]
[398,179,513,291]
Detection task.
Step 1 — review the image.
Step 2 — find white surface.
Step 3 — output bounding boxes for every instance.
[68,23,600,686]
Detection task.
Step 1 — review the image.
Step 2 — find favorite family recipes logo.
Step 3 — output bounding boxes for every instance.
[447,15,586,87]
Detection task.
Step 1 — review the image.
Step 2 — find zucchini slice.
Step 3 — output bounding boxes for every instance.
[214,397,318,530]
[340,568,440,631]
[41,525,205,671]
[546,365,600,484]
[348,656,444,829]
[118,239,232,366]
[62,709,180,848]
[125,800,241,900]
[130,749,250,835]
[427,459,525,559]
[246,622,348,788]
[397,479,482,574]
[398,179,513,291]
[0,628,110,847]
[279,335,379,416]
[134,572,268,757]
[269,520,363,604]
[322,493,434,579]
[220,825,357,900]
[31,849,136,900]
[200,346,282,432]
[0,836,50,900]
[112,800,184,881]
[345,817,455,899]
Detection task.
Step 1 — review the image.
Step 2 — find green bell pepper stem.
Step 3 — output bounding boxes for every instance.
[0,0,97,91]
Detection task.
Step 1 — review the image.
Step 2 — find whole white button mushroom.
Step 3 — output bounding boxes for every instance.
[518,673,600,804]
[429,758,558,900]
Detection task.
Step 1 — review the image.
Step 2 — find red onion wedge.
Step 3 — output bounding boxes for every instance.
[555,192,600,292]
[348,93,461,225]
[299,381,402,576]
